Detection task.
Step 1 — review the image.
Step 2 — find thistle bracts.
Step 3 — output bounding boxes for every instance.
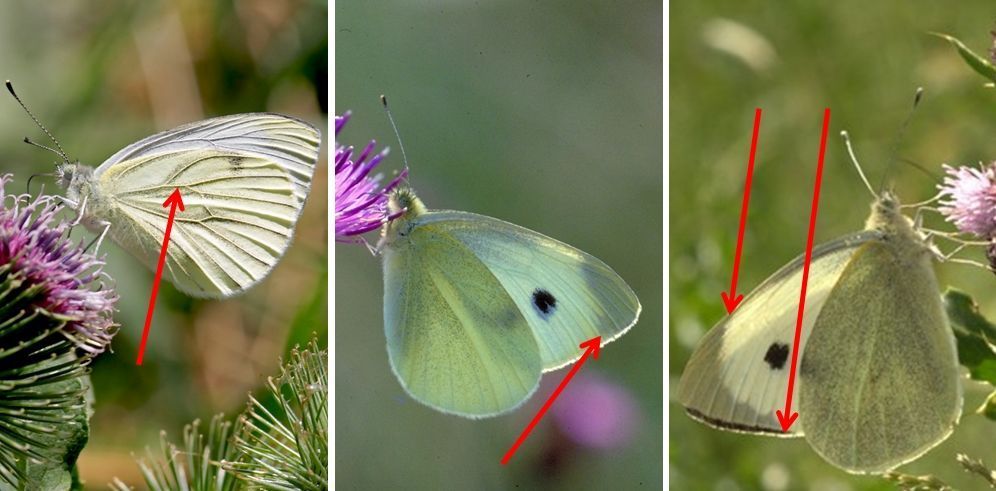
[223,339,328,490]
[0,174,117,486]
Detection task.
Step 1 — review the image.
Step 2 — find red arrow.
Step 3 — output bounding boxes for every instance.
[135,188,185,366]
[775,108,831,432]
[500,336,601,465]
[721,108,763,314]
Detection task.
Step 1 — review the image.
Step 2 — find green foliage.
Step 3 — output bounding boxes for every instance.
[930,32,996,84]
[943,289,996,410]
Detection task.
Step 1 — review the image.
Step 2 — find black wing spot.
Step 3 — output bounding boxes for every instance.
[763,343,790,370]
[230,156,245,171]
[532,289,557,318]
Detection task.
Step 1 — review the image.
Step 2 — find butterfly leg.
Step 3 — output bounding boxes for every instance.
[944,256,994,272]
[83,220,111,254]
[933,242,995,272]
[52,194,84,240]
[350,236,378,256]
[61,194,86,227]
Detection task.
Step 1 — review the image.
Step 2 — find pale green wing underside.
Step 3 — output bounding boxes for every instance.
[677,232,880,436]
[96,149,300,297]
[414,211,641,370]
[383,226,542,418]
[799,240,961,474]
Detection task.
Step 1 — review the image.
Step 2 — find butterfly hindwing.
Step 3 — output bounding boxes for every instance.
[414,211,641,370]
[799,239,961,473]
[677,231,882,436]
[383,221,543,417]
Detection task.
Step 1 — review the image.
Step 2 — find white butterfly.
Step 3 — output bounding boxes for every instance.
[55,113,321,298]
[678,131,963,474]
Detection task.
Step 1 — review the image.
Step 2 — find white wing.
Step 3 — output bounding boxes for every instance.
[97,113,320,203]
[91,113,321,298]
[676,231,882,436]
[413,210,641,370]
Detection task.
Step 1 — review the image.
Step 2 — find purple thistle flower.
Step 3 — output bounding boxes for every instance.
[937,163,996,237]
[335,111,407,242]
[549,372,638,450]
[0,174,117,354]
[0,173,117,485]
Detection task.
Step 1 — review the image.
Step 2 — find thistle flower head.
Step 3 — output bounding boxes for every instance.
[335,111,407,241]
[937,163,996,238]
[0,174,115,486]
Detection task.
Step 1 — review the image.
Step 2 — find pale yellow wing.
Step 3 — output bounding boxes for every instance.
[799,240,961,474]
[677,232,881,436]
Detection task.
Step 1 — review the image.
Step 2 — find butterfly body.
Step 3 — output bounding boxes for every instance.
[57,113,321,298]
[380,187,640,418]
[678,191,961,473]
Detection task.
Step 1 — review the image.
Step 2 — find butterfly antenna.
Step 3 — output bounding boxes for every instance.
[879,87,924,192]
[5,80,70,163]
[840,130,877,199]
[22,137,66,160]
[381,95,410,171]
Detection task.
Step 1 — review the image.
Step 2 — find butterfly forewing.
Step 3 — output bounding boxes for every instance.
[88,113,320,298]
[382,223,543,418]
[799,239,961,473]
[98,113,320,203]
[677,231,882,436]
[415,211,641,370]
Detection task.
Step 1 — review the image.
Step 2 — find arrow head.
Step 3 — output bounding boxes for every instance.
[775,410,798,432]
[163,188,185,211]
[578,336,602,360]
[721,292,744,313]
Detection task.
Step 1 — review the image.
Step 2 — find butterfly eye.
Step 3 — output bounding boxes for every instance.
[763,342,790,370]
[531,288,557,317]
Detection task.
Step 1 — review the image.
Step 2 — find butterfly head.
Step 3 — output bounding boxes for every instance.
[387,186,425,218]
[866,190,933,253]
[55,161,93,203]
[381,187,427,247]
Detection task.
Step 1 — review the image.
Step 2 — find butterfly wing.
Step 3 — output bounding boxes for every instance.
[677,231,882,436]
[412,211,641,371]
[97,113,320,203]
[382,220,543,418]
[798,239,961,473]
[91,114,321,297]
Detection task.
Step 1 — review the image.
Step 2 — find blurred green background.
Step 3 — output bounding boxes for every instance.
[671,1,996,490]
[336,1,661,489]
[0,0,326,486]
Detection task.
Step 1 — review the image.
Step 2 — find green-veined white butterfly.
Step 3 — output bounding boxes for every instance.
[379,186,641,418]
[49,111,321,298]
[677,151,962,474]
